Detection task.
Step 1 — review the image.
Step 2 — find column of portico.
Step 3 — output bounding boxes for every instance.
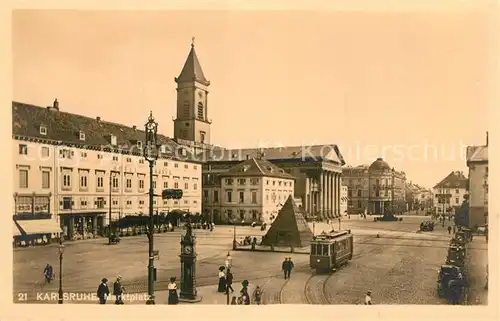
[319,172,325,220]
[336,173,341,216]
[330,172,335,218]
[328,172,334,218]
[304,175,311,216]
[325,171,330,218]
[331,173,335,218]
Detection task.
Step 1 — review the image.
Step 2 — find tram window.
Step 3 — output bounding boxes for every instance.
[311,244,317,255]
[322,245,329,256]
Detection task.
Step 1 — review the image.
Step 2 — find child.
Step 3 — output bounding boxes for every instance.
[253,285,262,305]
[231,296,237,305]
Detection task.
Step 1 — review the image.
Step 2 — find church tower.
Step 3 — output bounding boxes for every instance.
[173,39,211,145]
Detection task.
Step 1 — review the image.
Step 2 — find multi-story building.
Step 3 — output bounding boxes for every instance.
[342,158,407,214]
[466,133,488,228]
[13,100,202,241]
[432,171,468,216]
[202,157,295,224]
[340,184,348,215]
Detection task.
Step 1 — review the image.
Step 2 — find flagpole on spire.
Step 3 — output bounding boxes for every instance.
[191,36,195,47]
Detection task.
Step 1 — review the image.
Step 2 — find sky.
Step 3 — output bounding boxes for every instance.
[12,9,492,188]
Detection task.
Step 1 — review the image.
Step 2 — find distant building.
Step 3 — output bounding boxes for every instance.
[432,171,468,216]
[342,158,407,214]
[202,157,295,224]
[340,184,349,215]
[466,133,488,228]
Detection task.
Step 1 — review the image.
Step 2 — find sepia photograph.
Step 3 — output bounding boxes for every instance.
[9,4,492,311]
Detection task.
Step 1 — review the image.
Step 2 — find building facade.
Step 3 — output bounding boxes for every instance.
[432,171,468,216]
[466,134,488,228]
[201,146,345,221]
[13,100,202,241]
[340,184,348,215]
[202,158,295,224]
[342,158,407,214]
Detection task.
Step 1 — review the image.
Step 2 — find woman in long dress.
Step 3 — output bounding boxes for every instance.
[167,276,179,305]
[217,266,226,292]
[239,280,250,305]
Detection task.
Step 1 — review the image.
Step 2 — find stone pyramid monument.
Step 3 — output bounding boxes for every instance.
[261,195,314,248]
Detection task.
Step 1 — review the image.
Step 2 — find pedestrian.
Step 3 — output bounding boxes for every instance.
[447,226,452,234]
[226,268,234,293]
[239,280,250,305]
[225,252,232,269]
[364,290,372,305]
[167,276,179,305]
[97,278,110,304]
[43,264,53,284]
[231,296,237,305]
[253,285,262,305]
[217,266,226,292]
[251,237,257,251]
[281,257,289,279]
[286,257,294,279]
[113,275,125,304]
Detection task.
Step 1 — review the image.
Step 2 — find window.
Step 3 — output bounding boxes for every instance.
[203,190,209,201]
[139,159,144,164]
[97,176,104,189]
[19,144,27,155]
[252,210,258,220]
[225,179,233,185]
[139,178,145,190]
[184,182,189,189]
[137,141,142,149]
[357,190,361,197]
[456,197,460,204]
[226,191,232,203]
[251,191,257,204]
[80,152,87,158]
[197,102,204,119]
[112,156,118,161]
[59,149,73,159]
[455,189,459,194]
[80,199,88,208]
[273,181,276,186]
[238,179,246,185]
[40,125,47,135]
[163,181,169,189]
[184,164,189,169]
[193,183,197,190]
[126,178,132,189]
[79,131,86,141]
[80,175,88,188]
[348,190,352,197]
[239,210,245,220]
[41,147,50,158]
[112,200,118,206]
[174,163,179,168]
[19,169,28,188]
[96,197,105,209]
[164,162,169,167]
[62,173,71,188]
[214,190,219,203]
[62,197,72,210]
[153,180,157,189]
[42,171,50,188]
[227,210,233,220]
[200,131,205,143]
[126,157,132,163]
[375,190,379,197]
[174,182,179,188]
[250,178,259,185]
[239,191,245,203]
[112,176,119,189]
[98,154,103,159]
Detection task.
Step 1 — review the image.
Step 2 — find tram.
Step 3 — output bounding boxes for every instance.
[309,230,354,274]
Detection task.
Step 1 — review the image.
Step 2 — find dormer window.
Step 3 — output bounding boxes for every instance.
[110,135,117,146]
[137,141,143,149]
[39,125,47,135]
[79,130,86,141]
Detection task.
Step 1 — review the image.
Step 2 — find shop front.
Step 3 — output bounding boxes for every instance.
[60,212,106,241]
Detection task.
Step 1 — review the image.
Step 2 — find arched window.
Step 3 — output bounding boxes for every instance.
[197,102,204,120]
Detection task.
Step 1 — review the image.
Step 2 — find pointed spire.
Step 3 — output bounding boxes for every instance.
[175,38,210,86]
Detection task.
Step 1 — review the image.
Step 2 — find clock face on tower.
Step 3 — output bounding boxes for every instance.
[183,245,193,255]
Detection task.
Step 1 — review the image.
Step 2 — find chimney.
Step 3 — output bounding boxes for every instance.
[486,131,489,146]
[96,116,101,122]
[53,98,59,110]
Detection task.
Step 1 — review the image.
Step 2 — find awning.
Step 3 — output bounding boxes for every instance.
[13,221,22,237]
[16,219,63,235]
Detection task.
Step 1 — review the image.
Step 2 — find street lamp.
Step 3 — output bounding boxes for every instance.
[108,171,117,245]
[144,111,161,305]
[58,240,65,304]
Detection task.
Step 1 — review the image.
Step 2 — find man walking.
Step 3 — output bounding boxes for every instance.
[286,257,294,279]
[226,268,234,293]
[97,278,110,304]
[281,258,289,279]
[113,275,125,304]
[364,290,373,305]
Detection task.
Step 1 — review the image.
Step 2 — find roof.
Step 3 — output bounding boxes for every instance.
[12,101,198,162]
[221,158,295,180]
[200,144,345,165]
[369,157,391,172]
[174,43,210,86]
[466,145,488,163]
[261,195,314,248]
[433,171,468,189]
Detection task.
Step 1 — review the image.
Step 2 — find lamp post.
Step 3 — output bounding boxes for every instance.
[108,171,117,245]
[144,111,161,305]
[58,239,65,304]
